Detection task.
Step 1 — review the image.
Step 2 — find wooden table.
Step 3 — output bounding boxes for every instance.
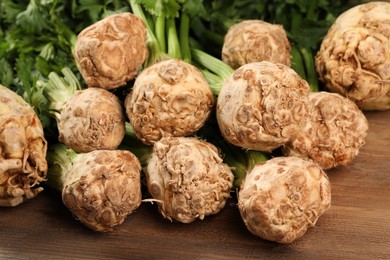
[1,110,389,259]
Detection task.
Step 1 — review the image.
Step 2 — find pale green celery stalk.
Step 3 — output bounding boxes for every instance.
[199,69,223,95]
[40,67,81,122]
[223,151,248,189]
[191,49,234,81]
[129,0,165,67]
[191,48,234,94]
[166,17,182,60]
[155,15,166,53]
[45,143,77,192]
[199,69,220,85]
[179,12,191,63]
[246,150,268,172]
[119,122,153,167]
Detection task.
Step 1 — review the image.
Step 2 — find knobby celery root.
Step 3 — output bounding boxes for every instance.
[217,61,310,152]
[0,85,47,206]
[74,12,148,90]
[222,20,291,69]
[145,137,234,223]
[58,88,126,153]
[238,156,331,244]
[40,68,126,153]
[125,59,214,145]
[315,2,390,110]
[46,144,142,232]
[283,92,369,170]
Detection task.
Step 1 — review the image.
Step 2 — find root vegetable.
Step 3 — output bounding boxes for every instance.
[74,12,148,90]
[222,20,291,69]
[0,85,47,206]
[145,137,234,223]
[315,2,390,110]
[125,59,214,145]
[283,92,369,170]
[58,88,125,153]
[238,156,331,244]
[40,68,125,153]
[46,144,142,232]
[217,61,310,152]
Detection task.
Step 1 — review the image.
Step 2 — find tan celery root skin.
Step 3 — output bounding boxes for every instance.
[283,92,369,170]
[145,137,234,223]
[74,12,148,90]
[58,88,125,153]
[217,61,310,152]
[125,59,214,145]
[0,85,48,206]
[222,20,291,69]
[315,2,390,110]
[62,150,142,232]
[238,156,331,244]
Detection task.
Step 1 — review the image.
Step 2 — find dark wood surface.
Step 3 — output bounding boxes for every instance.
[1,110,389,260]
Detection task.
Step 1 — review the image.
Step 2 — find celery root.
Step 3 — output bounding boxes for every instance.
[217,61,310,152]
[74,12,148,90]
[125,59,214,145]
[145,137,234,223]
[222,20,291,69]
[238,156,331,244]
[40,68,126,153]
[0,85,48,206]
[283,92,369,169]
[46,144,142,232]
[315,2,390,110]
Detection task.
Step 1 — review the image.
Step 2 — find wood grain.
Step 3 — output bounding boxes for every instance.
[1,110,389,260]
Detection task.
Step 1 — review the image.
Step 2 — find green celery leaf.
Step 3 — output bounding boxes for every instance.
[0,58,14,87]
[182,0,207,18]
[77,0,105,22]
[0,41,9,58]
[16,54,34,89]
[0,1,25,24]
[16,0,48,34]
[140,0,181,18]
[35,56,52,77]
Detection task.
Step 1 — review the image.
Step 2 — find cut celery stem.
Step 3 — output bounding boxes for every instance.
[41,67,81,122]
[45,144,78,192]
